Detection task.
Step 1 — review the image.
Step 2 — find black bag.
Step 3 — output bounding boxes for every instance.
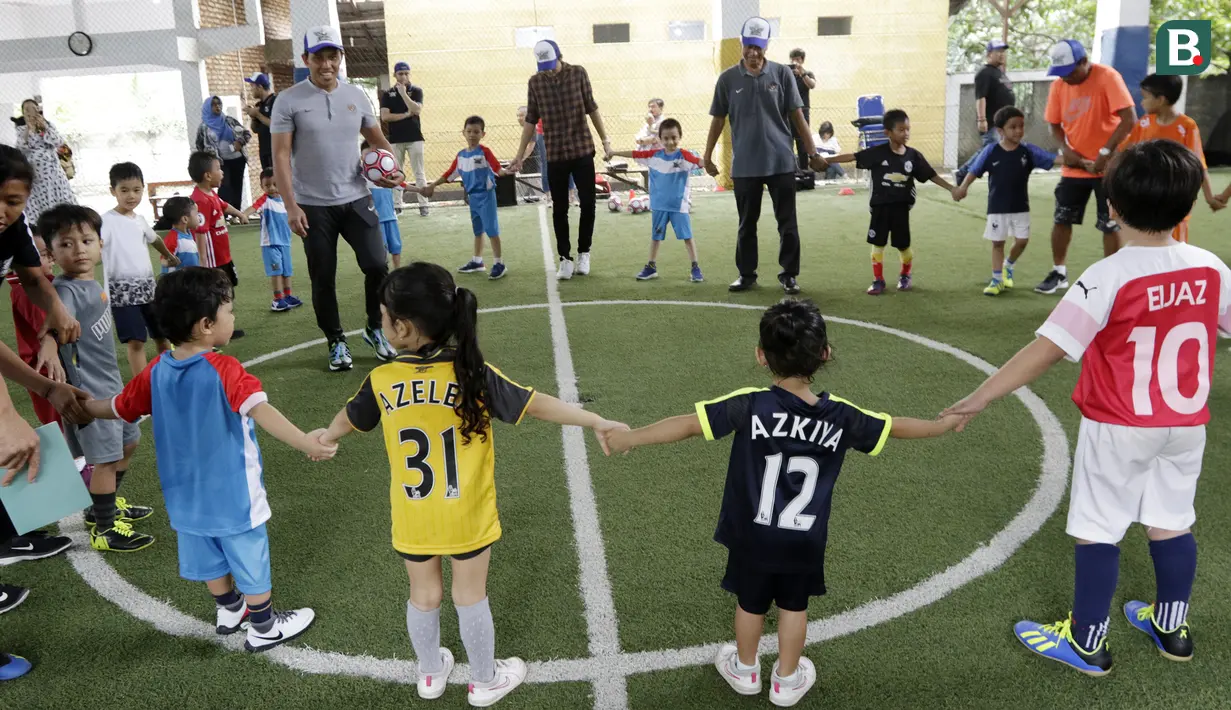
[795,170,816,191]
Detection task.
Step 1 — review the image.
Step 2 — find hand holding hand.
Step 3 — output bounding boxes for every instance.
[605,428,636,455]
[287,204,309,236]
[592,419,630,456]
[419,185,435,198]
[1090,154,1110,174]
[940,395,989,431]
[1207,194,1227,212]
[602,140,614,162]
[703,156,720,178]
[304,429,338,461]
[376,171,405,189]
[952,186,967,201]
[508,158,524,174]
[47,383,92,426]
[167,254,182,268]
[235,212,250,225]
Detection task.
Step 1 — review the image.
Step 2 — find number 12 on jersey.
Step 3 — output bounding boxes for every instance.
[754,454,820,531]
[399,426,461,501]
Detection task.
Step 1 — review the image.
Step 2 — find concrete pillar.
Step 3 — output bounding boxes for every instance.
[711,0,759,188]
[289,0,341,83]
[1092,0,1149,113]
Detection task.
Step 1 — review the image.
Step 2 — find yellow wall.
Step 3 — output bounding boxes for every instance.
[383,0,949,177]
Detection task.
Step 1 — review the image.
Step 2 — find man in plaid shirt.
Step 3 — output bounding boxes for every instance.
[512,40,615,281]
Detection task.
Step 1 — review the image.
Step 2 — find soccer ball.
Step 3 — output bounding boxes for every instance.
[630,196,648,214]
[362,149,398,182]
[608,195,623,212]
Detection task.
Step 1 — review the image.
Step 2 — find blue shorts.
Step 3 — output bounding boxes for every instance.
[112,303,163,343]
[469,191,499,238]
[176,524,272,595]
[262,245,293,278]
[381,220,402,255]
[651,210,693,241]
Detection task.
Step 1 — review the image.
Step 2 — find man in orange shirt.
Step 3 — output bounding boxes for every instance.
[1121,73,1227,242]
[1035,40,1136,295]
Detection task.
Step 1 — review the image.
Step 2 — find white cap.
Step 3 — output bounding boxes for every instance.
[304,25,343,55]
[741,17,771,48]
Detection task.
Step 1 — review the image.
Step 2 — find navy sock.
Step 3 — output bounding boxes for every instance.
[249,599,273,632]
[115,470,126,491]
[1149,534,1197,632]
[1072,543,1119,652]
[90,492,118,531]
[213,590,243,611]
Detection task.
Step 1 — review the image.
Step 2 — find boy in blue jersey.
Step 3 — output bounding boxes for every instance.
[360,142,405,269]
[611,118,704,283]
[608,299,961,707]
[154,196,201,275]
[415,116,507,280]
[82,267,337,652]
[953,107,1056,296]
[244,169,302,312]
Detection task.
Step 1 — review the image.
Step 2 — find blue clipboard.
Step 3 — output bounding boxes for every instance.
[0,423,91,535]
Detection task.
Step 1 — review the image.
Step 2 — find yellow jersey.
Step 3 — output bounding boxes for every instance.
[346,348,535,556]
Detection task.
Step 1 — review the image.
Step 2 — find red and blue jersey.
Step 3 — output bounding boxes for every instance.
[442,145,502,195]
[631,149,702,213]
[112,351,271,537]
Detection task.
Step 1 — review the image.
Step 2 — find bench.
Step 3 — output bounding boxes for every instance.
[147,181,196,220]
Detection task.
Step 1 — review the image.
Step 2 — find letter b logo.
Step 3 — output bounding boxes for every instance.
[1157,20,1212,75]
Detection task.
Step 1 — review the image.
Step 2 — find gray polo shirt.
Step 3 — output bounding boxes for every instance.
[270,78,377,207]
[709,60,804,179]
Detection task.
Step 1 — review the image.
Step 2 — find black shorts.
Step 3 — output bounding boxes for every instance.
[867,203,912,249]
[111,303,163,343]
[1053,177,1120,232]
[217,261,239,286]
[399,543,491,564]
[721,551,826,615]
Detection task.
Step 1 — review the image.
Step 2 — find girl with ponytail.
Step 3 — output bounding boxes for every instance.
[321,262,625,705]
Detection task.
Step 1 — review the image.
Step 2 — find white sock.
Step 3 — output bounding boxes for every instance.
[1054,264,1067,277]
[735,657,758,672]
[494,257,503,264]
[777,667,800,682]
[474,256,484,263]
[457,598,496,684]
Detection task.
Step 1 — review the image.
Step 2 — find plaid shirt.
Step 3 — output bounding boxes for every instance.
[525,62,599,162]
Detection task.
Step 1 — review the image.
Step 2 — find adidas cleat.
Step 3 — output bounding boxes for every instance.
[1124,601,1192,662]
[1014,617,1112,677]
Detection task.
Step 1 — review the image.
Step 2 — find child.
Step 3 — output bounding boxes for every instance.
[361,142,405,269]
[244,168,302,313]
[319,263,625,704]
[103,162,181,377]
[607,299,960,706]
[82,267,333,652]
[943,140,1229,675]
[953,107,1056,296]
[38,204,156,553]
[815,121,845,180]
[189,151,248,338]
[155,196,201,274]
[822,109,959,295]
[1119,73,1227,243]
[415,117,507,280]
[610,118,704,283]
[7,236,67,426]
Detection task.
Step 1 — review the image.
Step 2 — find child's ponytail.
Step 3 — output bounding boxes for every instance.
[449,286,490,444]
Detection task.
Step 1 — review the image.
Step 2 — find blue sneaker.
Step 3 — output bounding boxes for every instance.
[457,259,486,274]
[284,295,304,308]
[690,264,704,282]
[328,340,353,372]
[363,327,397,362]
[0,654,32,681]
[1124,601,1193,661]
[270,298,291,313]
[636,264,658,281]
[1014,617,1112,677]
[489,262,507,280]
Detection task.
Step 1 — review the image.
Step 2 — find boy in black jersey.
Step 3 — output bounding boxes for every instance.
[822,109,959,295]
[608,299,961,706]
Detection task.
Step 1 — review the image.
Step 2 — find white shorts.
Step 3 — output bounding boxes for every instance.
[983,212,1031,241]
[1066,417,1205,544]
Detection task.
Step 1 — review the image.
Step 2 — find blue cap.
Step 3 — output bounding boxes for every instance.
[243,71,270,89]
[986,39,1009,52]
[535,40,561,72]
[303,25,343,55]
[741,17,771,48]
[1047,39,1088,77]
[393,61,410,73]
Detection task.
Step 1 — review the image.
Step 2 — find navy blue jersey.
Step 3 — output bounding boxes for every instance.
[854,144,936,207]
[968,142,1055,214]
[697,387,892,574]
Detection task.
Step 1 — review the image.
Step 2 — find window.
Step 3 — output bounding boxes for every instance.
[817,16,852,36]
[593,23,630,44]
[516,26,555,49]
[668,20,705,41]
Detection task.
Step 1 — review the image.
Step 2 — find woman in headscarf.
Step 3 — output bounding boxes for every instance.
[13,99,76,227]
[194,96,251,209]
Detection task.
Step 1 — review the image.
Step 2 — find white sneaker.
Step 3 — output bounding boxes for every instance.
[215,600,249,635]
[714,643,760,696]
[769,657,816,707]
[418,647,455,700]
[467,657,527,707]
[556,258,574,280]
[243,607,316,652]
[576,252,591,275]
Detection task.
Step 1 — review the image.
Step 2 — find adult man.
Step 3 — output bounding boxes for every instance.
[955,39,1015,184]
[1034,39,1136,295]
[788,48,817,171]
[380,61,428,217]
[243,72,277,171]
[271,26,403,372]
[511,40,615,280]
[704,17,824,294]
[634,98,665,149]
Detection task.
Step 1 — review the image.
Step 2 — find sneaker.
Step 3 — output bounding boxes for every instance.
[0,584,30,615]
[576,252,591,276]
[770,657,817,707]
[1034,270,1069,295]
[467,657,527,707]
[636,264,658,281]
[897,274,913,291]
[713,643,760,696]
[556,258,574,281]
[216,600,249,635]
[418,647,455,700]
[244,607,316,652]
[1003,271,1015,289]
[284,295,304,308]
[690,264,704,282]
[458,259,486,274]
[0,534,71,566]
[867,279,886,295]
[84,497,153,527]
[419,205,430,217]
[983,279,1006,296]
[488,263,507,280]
[1124,601,1193,662]
[89,521,154,553]
[363,327,397,362]
[328,340,353,372]
[1014,617,1112,676]
[270,298,291,313]
[728,276,757,292]
[780,275,801,295]
[0,654,32,681]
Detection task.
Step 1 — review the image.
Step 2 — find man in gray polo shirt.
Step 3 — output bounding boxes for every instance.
[704,17,824,294]
[271,25,403,372]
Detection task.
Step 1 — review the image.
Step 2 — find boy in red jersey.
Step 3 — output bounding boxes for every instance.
[6,238,64,425]
[188,151,248,338]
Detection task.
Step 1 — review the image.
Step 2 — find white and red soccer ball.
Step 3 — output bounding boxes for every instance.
[607,194,623,212]
[362,148,399,182]
[628,196,649,214]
